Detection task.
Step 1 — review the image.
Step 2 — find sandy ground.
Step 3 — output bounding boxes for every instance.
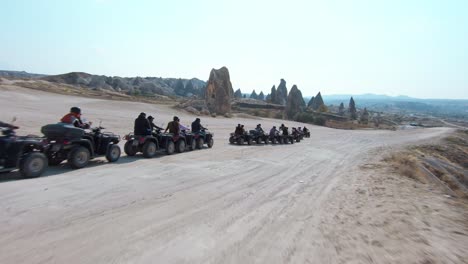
[1,85,467,264]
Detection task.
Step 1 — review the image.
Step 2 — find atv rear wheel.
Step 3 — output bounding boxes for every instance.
[142,141,157,158]
[106,144,121,162]
[247,138,253,145]
[176,140,186,153]
[166,141,175,155]
[124,141,138,156]
[20,152,47,178]
[68,146,90,169]
[196,138,204,149]
[256,138,261,144]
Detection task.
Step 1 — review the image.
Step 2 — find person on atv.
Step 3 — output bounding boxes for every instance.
[280,124,289,135]
[165,116,180,135]
[60,107,91,129]
[255,124,265,134]
[303,126,309,135]
[134,112,151,136]
[191,118,205,134]
[234,124,242,135]
[269,126,279,137]
[147,115,163,131]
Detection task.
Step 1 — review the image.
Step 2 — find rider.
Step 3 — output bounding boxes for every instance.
[234,124,242,135]
[255,124,264,134]
[134,112,151,136]
[60,107,91,129]
[269,126,279,138]
[191,118,205,134]
[165,116,180,135]
[280,124,289,135]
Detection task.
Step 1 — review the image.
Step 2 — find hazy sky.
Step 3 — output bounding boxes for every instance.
[1,0,467,99]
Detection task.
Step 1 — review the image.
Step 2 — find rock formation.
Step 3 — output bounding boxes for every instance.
[276,79,288,105]
[338,102,345,116]
[270,85,277,103]
[234,88,242,98]
[310,92,325,110]
[204,67,234,115]
[258,91,265,100]
[250,90,258,99]
[307,96,315,108]
[285,85,306,119]
[349,97,357,120]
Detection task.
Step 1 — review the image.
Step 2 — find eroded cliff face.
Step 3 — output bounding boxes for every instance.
[204,67,234,115]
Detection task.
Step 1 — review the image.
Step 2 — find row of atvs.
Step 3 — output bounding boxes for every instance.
[229,129,310,145]
[0,124,214,179]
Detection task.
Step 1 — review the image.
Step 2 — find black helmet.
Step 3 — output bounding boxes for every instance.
[257,124,261,127]
[70,107,81,114]
[196,118,200,122]
[273,126,276,129]
[148,115,154,120]
[173,116,179,121]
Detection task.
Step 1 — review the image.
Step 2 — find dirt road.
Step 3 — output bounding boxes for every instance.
[1,85,467,263]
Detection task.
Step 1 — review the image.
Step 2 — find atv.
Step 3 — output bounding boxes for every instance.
[249,130,268,144]
[154,129,190,155]
[191,128,214,149]
[0,126,48,178]
[268,130,282,144]
[229,132,254,145]
[123,132,159,158]
[42,123,121,168]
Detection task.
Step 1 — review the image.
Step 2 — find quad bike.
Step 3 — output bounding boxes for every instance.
[123,132,159,158]
[154,129,189,155]
[42,123,121,168]
[249,130,268,144]
[191,128,214,149]
[229,132,254,145]
[0,126,48,178]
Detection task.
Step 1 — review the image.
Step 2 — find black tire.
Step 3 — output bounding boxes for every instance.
[229,136,235,144]
[271,138,276,144]
[256,138,261,144]
[296,138,301,143]
[196,138,204,149]
[176,140,186,153]
[68,146,90,169]
[166,141,175,155]
[142,141,157,158]
[20,152,47,178]
[238,137,244,145]
[106,144,121,162]
[190,139,196,150]
[207,137,214,148]
[290,138,294,144]
[124,141,138,156]
[247,138,253,145]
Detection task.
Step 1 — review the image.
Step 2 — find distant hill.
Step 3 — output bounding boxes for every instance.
[0,70,47,79]
[314,93,468,119]
[1,70,207,98]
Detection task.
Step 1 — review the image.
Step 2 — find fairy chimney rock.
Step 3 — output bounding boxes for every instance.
[204,67,234,115]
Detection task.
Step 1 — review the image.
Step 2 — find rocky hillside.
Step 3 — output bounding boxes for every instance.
[41,72,206,98]
[0,70,46,79]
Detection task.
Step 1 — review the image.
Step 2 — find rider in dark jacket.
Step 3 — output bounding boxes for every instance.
[191,118,205,133]
[134,112,151,136]
[280,124,289,135]
[255,124,264,134]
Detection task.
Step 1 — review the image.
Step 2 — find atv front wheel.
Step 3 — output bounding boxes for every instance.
[190,139,196,151]
[106,144,121,162]
[207,137,214,148]
[20,152,47,178]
